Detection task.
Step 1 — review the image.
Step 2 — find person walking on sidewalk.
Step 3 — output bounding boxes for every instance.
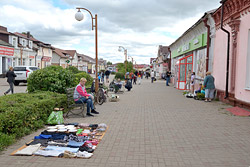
[166,71,171,86]
[4,66,16,95]
[151,70,155,83]
[203,71,215,102]
[74,78,99,116]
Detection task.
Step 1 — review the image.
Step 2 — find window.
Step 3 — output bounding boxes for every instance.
[12,38,17,48]
[18,58,21,65]
[22,39,26,46]
[22,58,25,65]
[13,58,16,67]
[29,41,32,48]
[29,59,32,66]
[246,29,250,89]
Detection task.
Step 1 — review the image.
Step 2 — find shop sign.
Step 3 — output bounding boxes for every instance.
[194,38,199,45]
[29,56,35,59]
[0,46,14,56]
[42,56,51,62]
[182,43,190,52]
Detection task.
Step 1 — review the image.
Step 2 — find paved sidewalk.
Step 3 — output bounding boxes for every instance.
[1,78,250,167]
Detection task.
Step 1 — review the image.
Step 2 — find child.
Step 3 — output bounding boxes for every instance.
[195,83,203,95]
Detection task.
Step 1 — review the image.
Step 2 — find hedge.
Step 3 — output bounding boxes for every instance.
[0,91,67,151]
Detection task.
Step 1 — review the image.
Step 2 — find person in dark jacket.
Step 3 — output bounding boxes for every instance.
[4,66,17,95]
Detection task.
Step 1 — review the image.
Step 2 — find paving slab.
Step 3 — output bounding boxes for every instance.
[1,78,250,167]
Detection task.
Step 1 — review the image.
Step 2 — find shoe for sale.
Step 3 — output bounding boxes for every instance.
[86,113,94,117]
[79,145,94,153]
[91,109,99,114]
[63,150,76,158]
[76,151,93,158]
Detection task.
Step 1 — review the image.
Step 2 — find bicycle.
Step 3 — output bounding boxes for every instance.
[90,81,107,105]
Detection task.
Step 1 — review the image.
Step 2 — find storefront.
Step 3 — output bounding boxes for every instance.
[170,32,208,91]
[0,44,14,76]
[177,54,193,90]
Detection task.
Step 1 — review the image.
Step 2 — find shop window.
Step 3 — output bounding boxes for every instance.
[246,29,250,89]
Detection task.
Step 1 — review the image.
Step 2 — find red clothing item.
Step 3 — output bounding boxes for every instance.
[76,84,90,97]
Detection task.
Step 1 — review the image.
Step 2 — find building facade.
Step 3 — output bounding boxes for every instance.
[212,0,250,108]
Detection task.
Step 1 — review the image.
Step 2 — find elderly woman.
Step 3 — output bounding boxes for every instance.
[203,71,215,102]
[74,77,99,116]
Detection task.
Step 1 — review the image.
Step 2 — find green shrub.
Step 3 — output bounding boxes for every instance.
[73,72,93,88]
[67,66,80,74]
[0,132,15,151]
[115,72,125,80]
[27,66,75,94]
[196,93,205,100]
[111,71,116,75]
[0,92,67,151]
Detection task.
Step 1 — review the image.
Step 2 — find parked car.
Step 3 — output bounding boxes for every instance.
[13,66,39,86]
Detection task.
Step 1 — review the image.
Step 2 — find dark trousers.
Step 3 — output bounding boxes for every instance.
[151,77,154,83]
[5,82,14,94]
[75,97,94,113]
[166,77,170,86]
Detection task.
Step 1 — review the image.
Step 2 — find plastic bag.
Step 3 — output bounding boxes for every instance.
[47,111,64,125]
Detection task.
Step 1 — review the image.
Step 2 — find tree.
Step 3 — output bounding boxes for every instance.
[107,61,112,65]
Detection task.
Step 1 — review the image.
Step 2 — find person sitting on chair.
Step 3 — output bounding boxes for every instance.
[74,78,99,116]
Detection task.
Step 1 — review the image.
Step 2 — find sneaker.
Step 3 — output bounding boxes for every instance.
[91,110,99,114]
[63,151,76,158]
[79,145,94,153]
[76,151,93,158]
[86,113,94,117]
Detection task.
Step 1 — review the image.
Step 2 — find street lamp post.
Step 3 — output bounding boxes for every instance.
[75,7,99,95]
[118,46,127,73]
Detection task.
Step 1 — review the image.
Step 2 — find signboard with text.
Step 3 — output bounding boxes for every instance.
[0,46,14,56]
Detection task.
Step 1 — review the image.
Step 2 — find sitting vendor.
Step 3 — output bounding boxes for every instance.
[74,78,99,117]
[115,78,123,89]
[195,83,204,94]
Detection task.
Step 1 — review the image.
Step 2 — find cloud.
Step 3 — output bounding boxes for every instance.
[0,0,221,64]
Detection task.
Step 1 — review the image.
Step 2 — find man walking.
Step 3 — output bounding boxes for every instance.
[151,70,155,83]
[166,71,171,86]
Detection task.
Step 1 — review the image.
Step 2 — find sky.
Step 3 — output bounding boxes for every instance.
[0,0,221,64]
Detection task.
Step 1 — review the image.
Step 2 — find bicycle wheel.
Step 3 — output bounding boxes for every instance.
[97,89,104,105]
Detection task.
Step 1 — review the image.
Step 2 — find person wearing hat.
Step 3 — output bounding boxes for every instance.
[203,71,215,102]
[74,77,99,116]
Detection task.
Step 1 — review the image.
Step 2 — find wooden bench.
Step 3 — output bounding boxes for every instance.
[65,87,87,117]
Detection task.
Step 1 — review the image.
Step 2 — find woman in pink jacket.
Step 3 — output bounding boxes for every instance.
[74,78,99,116]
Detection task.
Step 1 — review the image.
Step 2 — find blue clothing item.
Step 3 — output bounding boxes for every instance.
[166,77,170,86]
[75,97,94,113]
[51,134,67,140]
[67,140,85,148]
[45,145,79,153]
[34,134,52,139]
[204,75,215,89]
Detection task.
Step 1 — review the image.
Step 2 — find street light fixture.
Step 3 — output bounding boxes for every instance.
[75,7,99,95]
[118,46,127,73]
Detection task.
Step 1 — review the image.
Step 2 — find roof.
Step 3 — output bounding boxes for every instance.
[0,39,13,47]
[13,32,39,42]
[0,26,10,35]
[53,48,69,58]
[66,50,77,57]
